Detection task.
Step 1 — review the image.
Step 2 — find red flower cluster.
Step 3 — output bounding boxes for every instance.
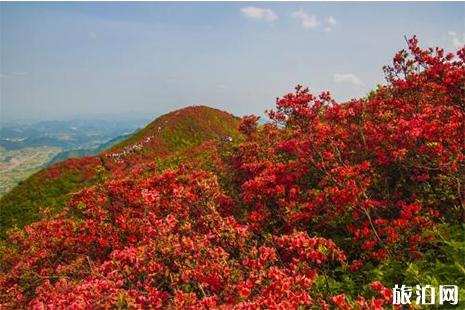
[1,169,348,308]
[1,37,464,309]
[233,37,464,264]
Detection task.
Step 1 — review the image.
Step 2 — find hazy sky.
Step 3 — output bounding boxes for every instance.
[1,2,464,122]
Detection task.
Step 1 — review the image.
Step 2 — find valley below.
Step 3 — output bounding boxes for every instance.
[0,117,149,196]
[0,146,61,196]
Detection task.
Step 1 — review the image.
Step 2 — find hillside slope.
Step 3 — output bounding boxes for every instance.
[0,106,241,237]
[0,38,464,308]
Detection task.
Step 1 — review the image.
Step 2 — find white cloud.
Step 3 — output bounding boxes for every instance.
[323,16,337,32]
[326,16,337,26]
[333,73,364,86]
[291,10,319,29]
[88,31,97,40]
[448,31,465,48]
[241,7,278,22]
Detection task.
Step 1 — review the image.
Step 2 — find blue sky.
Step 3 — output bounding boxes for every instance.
[1,2,464,122]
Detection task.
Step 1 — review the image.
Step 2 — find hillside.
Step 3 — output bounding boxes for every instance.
[0,105,241,237]
[1,39,464,308]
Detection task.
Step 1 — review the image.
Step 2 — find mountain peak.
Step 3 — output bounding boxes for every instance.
[105,105,239,160]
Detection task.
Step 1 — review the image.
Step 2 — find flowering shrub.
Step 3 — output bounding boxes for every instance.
[1,168,349,308]
[1,37,464,308]
[233,37,464,265]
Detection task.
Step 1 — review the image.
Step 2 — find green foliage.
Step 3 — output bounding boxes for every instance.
[0,168,98,238]
[311,224,465,308]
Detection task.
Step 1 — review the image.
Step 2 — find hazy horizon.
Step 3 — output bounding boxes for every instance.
[1,110,155,126]
[1,2,464,123]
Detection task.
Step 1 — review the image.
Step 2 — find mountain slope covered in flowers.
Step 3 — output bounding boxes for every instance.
[1,38,464,309]
[0,106,241,237]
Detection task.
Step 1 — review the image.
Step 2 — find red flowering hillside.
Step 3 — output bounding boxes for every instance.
[1,38,464,308]
[0,106,241,237]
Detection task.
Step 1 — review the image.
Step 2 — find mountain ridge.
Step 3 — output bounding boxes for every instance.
[0,105,241,237]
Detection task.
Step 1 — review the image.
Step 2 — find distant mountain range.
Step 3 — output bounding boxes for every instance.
[0,118,151,151]
[0,117,153,198]
[44,133,133,167]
